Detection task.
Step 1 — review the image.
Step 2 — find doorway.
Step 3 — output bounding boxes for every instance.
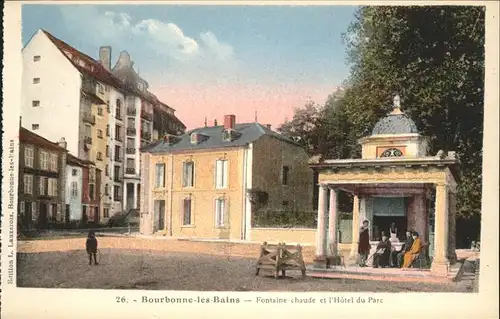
[153,200,165,232]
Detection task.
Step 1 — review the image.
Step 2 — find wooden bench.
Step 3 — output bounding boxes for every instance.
[255,242,307,279]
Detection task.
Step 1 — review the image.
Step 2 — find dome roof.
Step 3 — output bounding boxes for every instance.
[371,113,419,135]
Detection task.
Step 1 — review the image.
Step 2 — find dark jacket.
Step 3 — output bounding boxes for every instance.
[86,237,98,253]
[358,227,371,254]
[402,237,414,252]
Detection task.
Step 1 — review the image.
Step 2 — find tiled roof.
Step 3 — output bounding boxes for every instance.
[144,122,302,154]
[20,127,67,152]
[42,30,128,93]
[67,153,95,167]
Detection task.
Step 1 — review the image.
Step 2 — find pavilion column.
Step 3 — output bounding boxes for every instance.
[350,194,360,258]
[447,190,458,264]
[327,188,339,257]
[431,183,450,275]
[315,184,328,260]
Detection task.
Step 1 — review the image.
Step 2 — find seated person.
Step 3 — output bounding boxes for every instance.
[372,234,392,268]
[402,231,422,268]
[391,230,414,267]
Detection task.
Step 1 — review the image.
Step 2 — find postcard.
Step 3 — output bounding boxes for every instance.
[2,1,498,318]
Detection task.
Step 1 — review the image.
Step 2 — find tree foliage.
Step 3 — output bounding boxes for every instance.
[279,6,485,231]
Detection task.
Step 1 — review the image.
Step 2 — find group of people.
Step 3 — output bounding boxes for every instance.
[357,220,423,269]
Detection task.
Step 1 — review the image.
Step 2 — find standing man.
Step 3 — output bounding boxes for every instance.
[358,220,371,267]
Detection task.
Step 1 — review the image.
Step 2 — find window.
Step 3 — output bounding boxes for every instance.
[84,125,92,138]
[32,100,40,107]
[40,151,49,170]
[72,169,78,176]
[48,178,58,196]
[182,161,194,187]
[39,176,47,195]
[104,183,109,195]
[33,55,41,62]
[24,146,34,168]
[31,202,38,221]
[97,129,103,139]
[32,124,39,130]
[105,165,109,176]
[97,152,103,161]
[106,101,110,113]
[106,145,110,157]
[282,166,289,186]
[23,174,33,194]
[190,133,198,144]
[89,168,96,181]
[215,198,225,227]
[113,185,120,201]
[71,182,78,197]
[98,83,104,94]
[98,107,103,116]
[215,159,228,189]
[49,153,58,172]
[33,77,40,84]
[19,201,25,216]
[106,125,110,136]
[155,163,165,188]
[104,208,109,218]
[89,184,95,201]
[183,198,192,226]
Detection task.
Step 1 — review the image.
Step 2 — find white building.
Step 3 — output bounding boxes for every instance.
[65,155,83,221]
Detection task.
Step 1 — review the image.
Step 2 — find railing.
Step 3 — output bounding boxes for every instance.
[141,130,152,140]
[127,107,137,116]
[141,111,153,121]
[114,194,122,202]
[116,113,123,121]
[83,136,92,145]
[82,113,96,125]
[116,134,123,142]
[126,168,136,175]
[126,147,136,154]
[114,156,123,163]
[126,128,136,136]
[114,175,123,183]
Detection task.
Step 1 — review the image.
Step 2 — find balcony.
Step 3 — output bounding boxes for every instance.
[127,107,137,116]
[114,156,123,163]
[82,113,96,125]
[141,130,152,141]
[116,113,123,121]
[114,194,122,202]
[83,136,92,145]
[116,134,124,142]
[114,175,123,183]
[126,127,136,136]
[141,111,153,121]
[126,167,136,175]
[126,148,136,154]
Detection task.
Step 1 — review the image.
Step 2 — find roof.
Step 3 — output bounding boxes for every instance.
[371,112,419,135]
[20,127,67,152]
[67,153,95,167]
[144,123,302,154]
[42,30,127,92]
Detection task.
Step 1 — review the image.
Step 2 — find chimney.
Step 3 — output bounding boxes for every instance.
[224,115,236,130]
[99,46,112,71]
[214,119,218,126]
[265,124,272,130]
[58,137,67,149]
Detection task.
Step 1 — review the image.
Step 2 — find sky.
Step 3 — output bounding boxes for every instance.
[22,4,358,130]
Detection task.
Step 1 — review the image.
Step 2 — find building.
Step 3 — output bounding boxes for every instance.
[139,115,314,240]
[309,96,459,276]
[65,154,101,223]
[20,29,186,223]
[18,127,67,229]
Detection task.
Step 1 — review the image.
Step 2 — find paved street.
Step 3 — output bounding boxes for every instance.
[17,237,478,292]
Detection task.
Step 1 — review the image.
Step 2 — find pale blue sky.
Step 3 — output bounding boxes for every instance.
[21,4,359,128]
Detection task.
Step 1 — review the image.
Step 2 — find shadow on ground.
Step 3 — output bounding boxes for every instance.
[17,249,477,292]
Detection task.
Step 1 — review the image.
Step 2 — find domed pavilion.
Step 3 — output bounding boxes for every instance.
[309,95,460,277]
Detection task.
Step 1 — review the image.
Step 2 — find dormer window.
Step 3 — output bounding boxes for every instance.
[222,129,242,142]
[163,134,180,145]
[190,133,198,144]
